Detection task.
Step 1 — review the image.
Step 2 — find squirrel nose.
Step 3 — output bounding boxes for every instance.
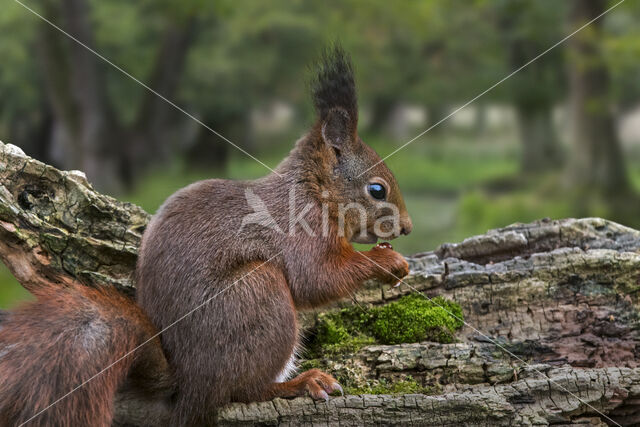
[400,216,413,236]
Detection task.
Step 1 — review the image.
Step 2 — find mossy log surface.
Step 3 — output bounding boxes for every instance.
[1,141,639,426]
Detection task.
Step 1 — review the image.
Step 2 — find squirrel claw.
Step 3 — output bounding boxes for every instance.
[319,390,329,402]
[332,383,344,396]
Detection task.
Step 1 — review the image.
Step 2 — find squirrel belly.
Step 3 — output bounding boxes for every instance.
[275,351,300,383]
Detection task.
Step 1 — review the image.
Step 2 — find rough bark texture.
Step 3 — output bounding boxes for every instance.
[1,140,639,425]
[217,366,640,426]
[0,142,148,293]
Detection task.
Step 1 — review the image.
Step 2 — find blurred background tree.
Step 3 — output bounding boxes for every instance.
[1,0,640,307]
[495,0,566,173]
[566,0,629,193]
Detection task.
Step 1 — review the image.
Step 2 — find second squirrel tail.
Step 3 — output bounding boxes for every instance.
[0,283,172,427]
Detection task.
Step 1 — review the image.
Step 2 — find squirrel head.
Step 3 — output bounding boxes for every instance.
[308,45,412,244]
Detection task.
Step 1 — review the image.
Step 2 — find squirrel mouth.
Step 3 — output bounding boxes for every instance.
[350,227,402,244]
[350,231,379,244]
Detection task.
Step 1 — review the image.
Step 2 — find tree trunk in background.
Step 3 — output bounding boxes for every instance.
[367,95,397,135]
[36,0,198,192]
[185,111,235,171]
[516,106,562,172]
[566,0,629,193]
[497,0,564,174]
[425,103,447,134]
[8,101,53,166]
[37,0,122,192]
[473,103,487,135]
[125,15,198,187]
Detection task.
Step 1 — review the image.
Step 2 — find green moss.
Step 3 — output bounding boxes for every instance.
[300,356,437,396]
[307,294,464,358]
[316,316,352,346]
[322,335,377,356]
[370,295,464,345]
[298,358,326,372]
[313,309,376,356]
[346,376,439,395]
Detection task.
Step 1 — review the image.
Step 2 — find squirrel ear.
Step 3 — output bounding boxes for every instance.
[321,107,354,151]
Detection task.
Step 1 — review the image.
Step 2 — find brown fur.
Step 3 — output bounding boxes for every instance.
[135,47,412,425]
[0,284,171,426]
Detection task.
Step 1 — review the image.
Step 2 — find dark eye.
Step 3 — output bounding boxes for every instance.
[367,183,386,200]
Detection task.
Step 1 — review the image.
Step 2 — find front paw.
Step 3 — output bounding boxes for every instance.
[370,245,410,284]
[388,252,410,283]
[301,369,343,402]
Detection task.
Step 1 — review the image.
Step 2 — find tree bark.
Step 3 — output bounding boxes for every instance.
[0,141,147,293]
[565,0,629,193]
[217,367,640,426]
[1,141,639,425]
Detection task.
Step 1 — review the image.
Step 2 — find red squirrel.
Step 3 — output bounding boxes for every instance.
[0,46,411,426]
[135,46,412,425]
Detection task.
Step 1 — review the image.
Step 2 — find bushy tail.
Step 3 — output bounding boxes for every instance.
[0,284,165,426]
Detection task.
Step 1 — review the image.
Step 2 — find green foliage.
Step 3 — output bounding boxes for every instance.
[455,181,635,240]
[0,264,32,310]
[308,294,464,358]
[370,134,519,193]
[457,189,572,238]
[632,166,640,193]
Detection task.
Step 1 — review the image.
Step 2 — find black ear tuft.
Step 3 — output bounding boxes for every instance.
[321,107,351,149]
[311,44,358,128]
